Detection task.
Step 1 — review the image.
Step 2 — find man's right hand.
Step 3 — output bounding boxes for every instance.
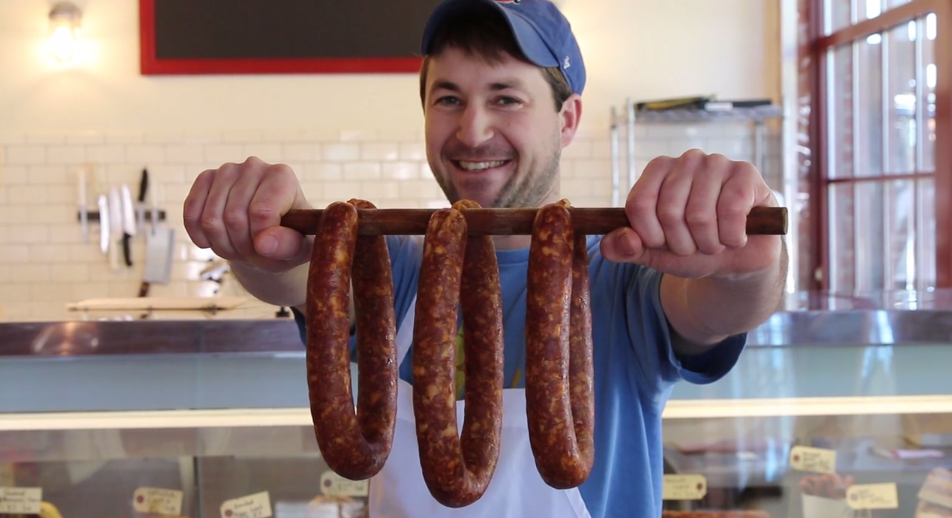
[184,156,313,274]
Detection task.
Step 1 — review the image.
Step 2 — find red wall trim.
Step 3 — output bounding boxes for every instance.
[138,0,423,76]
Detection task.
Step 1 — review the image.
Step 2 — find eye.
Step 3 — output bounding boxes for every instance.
[434,96,460,106]
[495,96,522,106]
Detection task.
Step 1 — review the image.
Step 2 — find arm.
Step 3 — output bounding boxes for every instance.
[229,259,311,313]
[661,237,787,355]
[184,156,355,320]
[601,149,786,356]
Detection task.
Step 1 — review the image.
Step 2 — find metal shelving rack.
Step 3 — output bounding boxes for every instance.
[608,97,784,207]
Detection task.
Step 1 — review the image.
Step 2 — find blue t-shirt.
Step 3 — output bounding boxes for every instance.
[293,234,746,518]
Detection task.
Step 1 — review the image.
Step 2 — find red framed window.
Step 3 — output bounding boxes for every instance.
[799,0,952,293]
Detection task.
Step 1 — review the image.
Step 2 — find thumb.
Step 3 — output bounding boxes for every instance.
[253,226,311,262]
[599,227,648,264]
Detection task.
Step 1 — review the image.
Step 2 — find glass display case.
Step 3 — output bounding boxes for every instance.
[1,294,951,518]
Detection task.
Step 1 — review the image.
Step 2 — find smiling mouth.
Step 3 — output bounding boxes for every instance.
[453,159,511,172]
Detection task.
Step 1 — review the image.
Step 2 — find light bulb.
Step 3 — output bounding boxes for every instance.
[48,2,82,64]
[50,25,76,63]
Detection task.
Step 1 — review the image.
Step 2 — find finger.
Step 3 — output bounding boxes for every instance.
[254,226,311,262]
[685,154,729,255]
[247,163,302,243]
[717,163,759,249]
[248,164,307,260]
[222,161,268,260]
[625,156,669,249]
[199,163,242,260]
[599,227,645,263]
[655,152,700,256]
[183,169,215,248]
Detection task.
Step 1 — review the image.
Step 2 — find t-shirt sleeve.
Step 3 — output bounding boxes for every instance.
[625,266,746,395]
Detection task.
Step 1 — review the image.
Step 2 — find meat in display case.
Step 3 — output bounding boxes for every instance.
[0,294,951,517]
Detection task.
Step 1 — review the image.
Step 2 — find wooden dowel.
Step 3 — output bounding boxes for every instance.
[280,206,787,236]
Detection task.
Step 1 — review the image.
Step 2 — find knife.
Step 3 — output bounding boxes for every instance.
[136,169,149,233]
[121,183,137,267]
[97,194,110,254]
[78,168,88,243]
[108,187,122,270]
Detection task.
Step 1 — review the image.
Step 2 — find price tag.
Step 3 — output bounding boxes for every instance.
[220,491,272,518]
[0,487,43,514]
[789,445,836,474]
[918,470,952,508]
[320,471,369,497]
[133,487,183,516]
[846,483,899,510]
[662,474,707,500]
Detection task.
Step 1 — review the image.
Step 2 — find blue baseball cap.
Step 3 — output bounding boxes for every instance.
[421,0,586,95]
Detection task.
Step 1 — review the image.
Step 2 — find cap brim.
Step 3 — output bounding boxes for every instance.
[421,0,559,69]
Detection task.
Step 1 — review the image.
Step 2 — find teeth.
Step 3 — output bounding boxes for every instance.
[458,160,506,171]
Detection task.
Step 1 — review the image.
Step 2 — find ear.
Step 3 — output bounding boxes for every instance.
[559,94,583,148]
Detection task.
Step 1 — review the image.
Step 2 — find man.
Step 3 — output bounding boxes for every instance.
[183,0,786,516]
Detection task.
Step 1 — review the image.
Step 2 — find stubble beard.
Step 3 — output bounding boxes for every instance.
[434,148,562,209]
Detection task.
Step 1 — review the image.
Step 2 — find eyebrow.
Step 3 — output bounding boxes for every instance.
[428,78,528,98]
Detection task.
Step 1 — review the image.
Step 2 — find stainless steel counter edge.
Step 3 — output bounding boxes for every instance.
[3,306,952,357]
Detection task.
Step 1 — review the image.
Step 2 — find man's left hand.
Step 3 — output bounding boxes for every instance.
[600,149,781,280]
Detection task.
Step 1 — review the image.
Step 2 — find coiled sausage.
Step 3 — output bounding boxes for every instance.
[525,199,595,489]
[411,200,505,507]
[306,199,398,480]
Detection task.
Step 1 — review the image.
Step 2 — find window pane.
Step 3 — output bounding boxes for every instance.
[829,183,856,292]
[857,36,884,177]
[917,177,936,290]
[855,181,886,291]
[886,23,918,174]
[887,180,916,289]
[920,14,937,171]
[829,44,855,179]
[826,0,853,34]
[858,0,884,22]
[886,0,911,8]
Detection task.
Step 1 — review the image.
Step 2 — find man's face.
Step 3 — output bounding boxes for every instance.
[422,46,580,209]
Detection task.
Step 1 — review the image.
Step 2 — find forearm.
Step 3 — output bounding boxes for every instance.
[661,239,788,355]
[230,260,310,311]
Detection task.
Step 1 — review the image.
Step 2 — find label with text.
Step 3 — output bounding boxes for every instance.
[0,487,43,514]
[133,487,184,516]
[846,483,899,510]
[789,445,836,474]
[220,491,272,518]
[320,471,370,497]
[662,474,707,500]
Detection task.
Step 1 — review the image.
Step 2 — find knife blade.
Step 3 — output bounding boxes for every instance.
[108,187,122,270]
[121,183,136,267]
[137,168,149,233]
[97,194,109,254]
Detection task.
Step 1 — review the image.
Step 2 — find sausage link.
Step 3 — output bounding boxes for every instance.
[454,199,505,498]
[412,201,504,507]
[306,199,397,480]
[525,199,594,489]
[567,204,595,481]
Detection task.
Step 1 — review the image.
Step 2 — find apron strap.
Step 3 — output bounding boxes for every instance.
[395,294,418,367]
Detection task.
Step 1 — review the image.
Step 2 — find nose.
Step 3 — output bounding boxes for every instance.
[455,103,493,148]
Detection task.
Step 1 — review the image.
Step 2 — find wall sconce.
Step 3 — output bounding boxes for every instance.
[48,2,82,63]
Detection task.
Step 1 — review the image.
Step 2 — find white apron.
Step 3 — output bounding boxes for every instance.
[368,297,593,518]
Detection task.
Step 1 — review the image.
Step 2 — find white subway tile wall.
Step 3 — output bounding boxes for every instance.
[0,122,781,322]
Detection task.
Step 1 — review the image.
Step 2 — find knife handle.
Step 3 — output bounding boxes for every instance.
[122,233,133,267]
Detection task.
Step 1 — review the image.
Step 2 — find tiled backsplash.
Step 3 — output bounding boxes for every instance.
[0,122,781,322]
